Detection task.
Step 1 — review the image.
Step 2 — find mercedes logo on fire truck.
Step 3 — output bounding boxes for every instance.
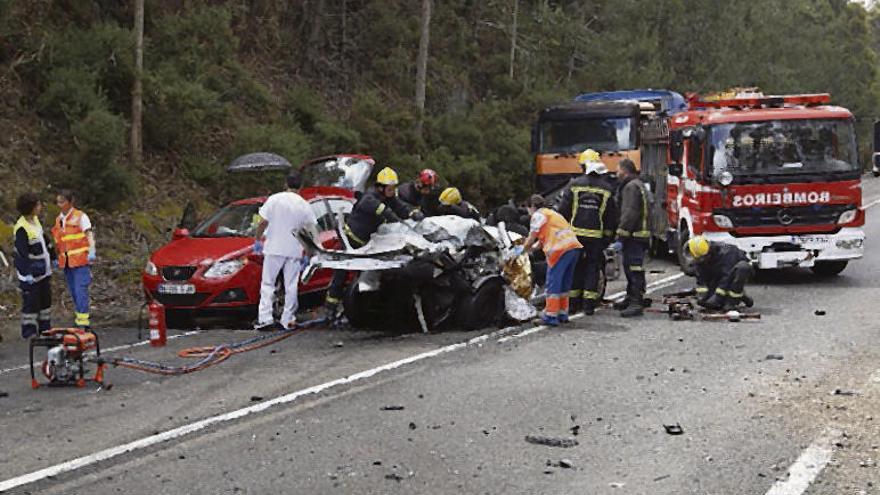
[777,209,794,225]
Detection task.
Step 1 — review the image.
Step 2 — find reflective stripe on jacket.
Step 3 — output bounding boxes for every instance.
[52,208,90,268]
[557,174,618,240]
[616,177,650,239]
[535,208,582,267]
[13,216,51,282]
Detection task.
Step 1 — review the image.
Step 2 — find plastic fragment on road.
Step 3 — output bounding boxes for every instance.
[524,435,579,448]
[663,423,684,435]
[380,405,405,411]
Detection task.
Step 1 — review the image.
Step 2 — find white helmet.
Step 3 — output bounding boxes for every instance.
[584,161,608,175]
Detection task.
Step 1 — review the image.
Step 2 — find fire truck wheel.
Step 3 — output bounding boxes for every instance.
[810,261,848,277]
[676,228,697,276]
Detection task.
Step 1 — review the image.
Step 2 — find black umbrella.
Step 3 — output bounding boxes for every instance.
[225,152,292,173]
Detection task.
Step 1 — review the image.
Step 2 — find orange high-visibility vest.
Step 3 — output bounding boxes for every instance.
[535,208,582,267]
[52,208,90,268]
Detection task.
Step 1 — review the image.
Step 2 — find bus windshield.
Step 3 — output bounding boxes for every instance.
[708,119,859,180]
[538,117,636,154]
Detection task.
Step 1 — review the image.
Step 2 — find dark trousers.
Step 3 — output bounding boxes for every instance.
[712,261,753,300]
[21,276,52,339]
[622,238,647,301]
[571,238,606,302]
[327,270,348,304]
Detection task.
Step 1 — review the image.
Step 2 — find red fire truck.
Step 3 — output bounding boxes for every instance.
[648,92,865,276]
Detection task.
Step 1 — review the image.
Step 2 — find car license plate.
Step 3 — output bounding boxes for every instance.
[158,283,196,295]
[792,235,829,245]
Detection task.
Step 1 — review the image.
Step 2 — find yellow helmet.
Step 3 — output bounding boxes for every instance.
[687,236,710,258]
[376,167,399,186]
[439,187,462,206]
[578,148,601,165]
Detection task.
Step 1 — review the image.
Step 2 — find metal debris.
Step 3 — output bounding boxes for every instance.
[832,389,861,396]
[250,396,263,402]
[381,405,405,411]
[765,354,784,360]
[814,309,827,316]
[524,435,579,448]
[663,423,684,435]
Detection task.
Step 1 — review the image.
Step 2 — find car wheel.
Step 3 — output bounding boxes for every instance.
[343,282,379,329]
[456,278,504,331]
[810,260,848,277]
[676,227,697,276]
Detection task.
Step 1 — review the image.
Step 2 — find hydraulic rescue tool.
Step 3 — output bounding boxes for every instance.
[30,328,106,389]
[646,290,761,322]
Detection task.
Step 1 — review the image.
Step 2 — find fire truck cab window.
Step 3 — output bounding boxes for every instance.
[686,137,702,177]
[708,119,858,181]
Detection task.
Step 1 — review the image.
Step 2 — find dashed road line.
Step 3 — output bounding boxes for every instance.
[860,196,880,210]
[764,428,841,495]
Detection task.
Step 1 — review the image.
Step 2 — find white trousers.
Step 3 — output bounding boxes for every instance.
[257,254,301,327]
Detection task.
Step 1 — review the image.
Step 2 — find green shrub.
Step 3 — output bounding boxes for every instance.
[36,66,108,121]
[68,109,133,210]
[148,6,238,80]
[144,69,228,150]
[284,86,325,134]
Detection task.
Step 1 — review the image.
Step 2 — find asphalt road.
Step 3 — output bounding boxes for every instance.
[2,178,880,494]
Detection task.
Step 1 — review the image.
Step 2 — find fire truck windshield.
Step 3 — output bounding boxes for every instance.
[538,117,636,154]
[708,119,858,181]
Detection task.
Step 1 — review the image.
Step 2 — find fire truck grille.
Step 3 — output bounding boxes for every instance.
[161,266,197,281]
[716,204,855,228]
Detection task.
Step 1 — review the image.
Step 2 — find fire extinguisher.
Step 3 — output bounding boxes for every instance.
[148,301,167,347]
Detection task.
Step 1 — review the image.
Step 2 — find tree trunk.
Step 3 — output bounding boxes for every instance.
[131,0,144,169]
[415,0,433,136]
[305,0,326,67]
[509,0,519,80]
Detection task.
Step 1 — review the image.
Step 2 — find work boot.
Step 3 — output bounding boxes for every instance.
[558,313,570,324]
[322,303,341,323]
[701,294,725,310]
[620,303,644,318]
[541,313,559,327]
[741,294,754,308]
[582,300,597,316]
[569,298,583,315]
[612,297,631,311]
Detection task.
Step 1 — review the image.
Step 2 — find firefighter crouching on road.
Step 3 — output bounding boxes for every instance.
[14,193,54,339]
[613,159,650,318]
[557,149,618,315]
[436,187,480,221]
[323,167,425,318]
[52,190,95,329]
[687,236,755,311]
[515,194,582,327]
[398,168,440,215]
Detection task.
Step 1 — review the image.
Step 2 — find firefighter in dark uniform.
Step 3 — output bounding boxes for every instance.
[13,193,54,339]
[613,159,650,317]
[324,167,424,317]
[557,149,618,315]
[397,168,439,215]
[436,187,480,221]
[687,236,755,311]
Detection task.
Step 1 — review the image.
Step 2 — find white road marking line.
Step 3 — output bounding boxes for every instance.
[0,325,523,493]
[764,428,841,495]
[497,273,685,343]
[860,196,880,210]
[0,331,201,376]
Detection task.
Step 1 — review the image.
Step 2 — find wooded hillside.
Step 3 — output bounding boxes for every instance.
[1,0,879,306]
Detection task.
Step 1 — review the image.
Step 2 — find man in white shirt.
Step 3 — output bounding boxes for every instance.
[253,172,318,331]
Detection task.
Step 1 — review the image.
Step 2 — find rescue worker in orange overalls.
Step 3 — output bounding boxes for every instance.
[52,190,96,329]
[514,194,582,326]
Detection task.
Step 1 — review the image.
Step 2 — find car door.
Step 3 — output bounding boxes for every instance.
[300,197,354,294]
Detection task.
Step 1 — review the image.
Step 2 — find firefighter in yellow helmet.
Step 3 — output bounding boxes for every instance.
[436,187,480,221]
[557,149,618,315]
[687,235,754,310]
[324,167,424,318]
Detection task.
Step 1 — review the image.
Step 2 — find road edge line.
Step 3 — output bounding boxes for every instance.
[764,428,841,495]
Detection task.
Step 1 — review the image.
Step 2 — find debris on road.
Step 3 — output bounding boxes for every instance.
[832,389,861,396]
[384,473,404,482]
[559,459,574,469]
[765,354,784,360]
[569,425,581,436]
[381,405,405,411]
[250,396,263,402]
[609,482,626,488]
[663,423,684,435]
[654,474,671,482]
[409,422,417,430]
[814,309,827,316]
[0,392,8,398]
[525,435,579,448]
[333,341,344,348]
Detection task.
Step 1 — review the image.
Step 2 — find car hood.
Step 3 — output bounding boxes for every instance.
[150,236,253,266]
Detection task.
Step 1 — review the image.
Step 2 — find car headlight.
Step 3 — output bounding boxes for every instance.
[204,259,244,279]
[145,260,158,276]
[713,214,734,229]
[837,209,857,225]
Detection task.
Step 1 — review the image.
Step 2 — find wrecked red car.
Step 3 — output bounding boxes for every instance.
[142,154,374,326]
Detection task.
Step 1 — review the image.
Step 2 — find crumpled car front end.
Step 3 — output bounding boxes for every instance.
[301,216,534,332]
